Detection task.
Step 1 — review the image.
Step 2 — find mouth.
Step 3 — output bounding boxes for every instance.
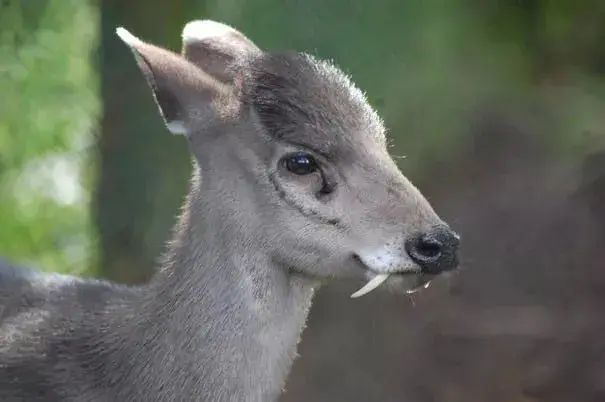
[350,255,432,298]
[350,272,433,298]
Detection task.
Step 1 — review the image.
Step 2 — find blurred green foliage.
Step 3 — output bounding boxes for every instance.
[0,0,98,274]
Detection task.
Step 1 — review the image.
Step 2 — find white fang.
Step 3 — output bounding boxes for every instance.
[115,27,142,46]
[350,274,389,298]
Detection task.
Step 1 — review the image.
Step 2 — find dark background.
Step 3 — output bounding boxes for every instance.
[2,1,605,400]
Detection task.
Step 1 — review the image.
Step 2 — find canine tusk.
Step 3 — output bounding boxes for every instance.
[350,274,390,298]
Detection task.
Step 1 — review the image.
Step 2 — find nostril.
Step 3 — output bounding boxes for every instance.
[405,227,460,274]
[415,237,443,259]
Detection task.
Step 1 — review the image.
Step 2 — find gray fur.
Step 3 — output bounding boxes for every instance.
[0,20,459,401]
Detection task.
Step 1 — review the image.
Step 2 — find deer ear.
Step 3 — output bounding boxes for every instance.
[181,20,261,84]
[116,27,227,136]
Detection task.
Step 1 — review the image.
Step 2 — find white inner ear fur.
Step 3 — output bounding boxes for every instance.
[182,20,240,44]
[115,27,143,47]
[115,27,191,137]
[166,121,189,135]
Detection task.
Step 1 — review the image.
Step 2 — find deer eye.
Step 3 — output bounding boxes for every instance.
[283,153,319,175]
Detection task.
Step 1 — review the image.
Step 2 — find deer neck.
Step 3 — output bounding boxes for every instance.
[125,169,318,400]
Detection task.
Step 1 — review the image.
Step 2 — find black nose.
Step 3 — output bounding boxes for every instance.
[405,226,460,274]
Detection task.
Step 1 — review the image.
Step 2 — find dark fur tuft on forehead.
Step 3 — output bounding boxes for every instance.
[240,52,385,155]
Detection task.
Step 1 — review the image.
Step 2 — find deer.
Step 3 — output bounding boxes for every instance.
[0,20,460,402]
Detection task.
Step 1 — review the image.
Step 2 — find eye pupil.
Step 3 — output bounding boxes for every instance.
[285,153,318,175]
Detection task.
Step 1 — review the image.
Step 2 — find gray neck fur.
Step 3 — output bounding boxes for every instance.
[106,166,316,401]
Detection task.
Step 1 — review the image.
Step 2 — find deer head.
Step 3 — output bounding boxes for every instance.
[116,20,460,298]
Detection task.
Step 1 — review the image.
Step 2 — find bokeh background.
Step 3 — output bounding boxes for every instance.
[2,1,605,401]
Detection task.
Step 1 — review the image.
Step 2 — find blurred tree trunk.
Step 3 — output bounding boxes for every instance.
[95,0,207,284]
